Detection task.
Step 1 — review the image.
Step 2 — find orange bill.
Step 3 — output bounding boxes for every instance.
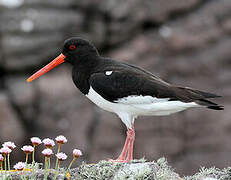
[27,53,66,83]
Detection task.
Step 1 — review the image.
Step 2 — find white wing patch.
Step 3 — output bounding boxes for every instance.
[105,71,113,75]
[115,95,170,104]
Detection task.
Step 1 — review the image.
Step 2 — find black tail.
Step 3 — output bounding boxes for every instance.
[175,87,224,110]
[197,99,224,110]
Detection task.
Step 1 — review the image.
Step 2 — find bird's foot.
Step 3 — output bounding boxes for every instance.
[108,158,130,163]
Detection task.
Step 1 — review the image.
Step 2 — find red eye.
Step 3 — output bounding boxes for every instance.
[69,45,76,50]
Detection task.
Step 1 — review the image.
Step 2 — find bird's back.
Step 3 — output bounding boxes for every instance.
[91,57,223,111]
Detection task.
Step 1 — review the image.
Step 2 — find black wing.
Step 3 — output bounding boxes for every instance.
[89,69,177,103]
[89,67,223,110]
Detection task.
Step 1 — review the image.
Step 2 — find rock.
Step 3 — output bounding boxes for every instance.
[0,92,25,143]
[71,158,181,180]
[70,158,231,180]
[1,159,230,180]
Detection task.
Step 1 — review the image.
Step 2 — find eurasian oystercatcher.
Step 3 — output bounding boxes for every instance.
[27,37,223,163]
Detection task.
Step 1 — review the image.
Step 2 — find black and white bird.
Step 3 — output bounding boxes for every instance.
[27,37,223,163]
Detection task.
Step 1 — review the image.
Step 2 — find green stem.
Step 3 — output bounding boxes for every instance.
[54,161,61,180]
[48,158,51,169]
[44,157,49,180]
[30,147,36,180]
[55,144,61,170]
[4,155,6,171]
[30,150,36,180]
[0,162,3,180]
[63,158,76,180]
[44,157,47,170]
[25,153,29,169]
[67,158,76,171]
[7,154,10,171]
[58,161,61,170]
[4,155,6,180]
[32,145,36,164]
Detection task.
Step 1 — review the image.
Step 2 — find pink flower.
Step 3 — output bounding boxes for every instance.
[56,152,67,161]
[0,147,12,155]
[21,145,34,154]
[2,141,16,150]
[42,148,53,157]
[13,162,25,171]
[73,149,82,158]
[42,138,55,148]
[31,137,42,146]
[0,154,4,162]
[55,135,67,144]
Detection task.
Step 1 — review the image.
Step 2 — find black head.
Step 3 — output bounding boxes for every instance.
[27,37,99,82]
[62,37,99,65]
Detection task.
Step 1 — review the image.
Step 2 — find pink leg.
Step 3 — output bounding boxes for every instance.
[126,124,135,161]
[115,130,131,161]
[110,124,135,163]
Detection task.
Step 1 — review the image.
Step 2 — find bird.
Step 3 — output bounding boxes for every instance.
[27,37,223,163]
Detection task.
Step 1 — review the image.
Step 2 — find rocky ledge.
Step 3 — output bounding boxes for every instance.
[70,158,231,180]
[1,158,231,180]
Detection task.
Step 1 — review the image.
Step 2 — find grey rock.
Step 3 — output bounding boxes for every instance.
[0,92,25,143]
[71,159,180,180]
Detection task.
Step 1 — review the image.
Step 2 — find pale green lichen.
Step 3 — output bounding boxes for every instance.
[71,160,122,180]
[70,158,180,180]
[184,166,231,180]
[154,157,180,180]
[113,162,154,180]
[70,158,231,180]
[130,158,147,163]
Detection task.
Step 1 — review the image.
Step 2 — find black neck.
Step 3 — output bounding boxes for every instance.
[71,55,100,95]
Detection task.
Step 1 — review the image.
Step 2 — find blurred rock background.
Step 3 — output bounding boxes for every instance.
[0,0,230,176]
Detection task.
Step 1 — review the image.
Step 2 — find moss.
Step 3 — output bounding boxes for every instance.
[184,166,231,180]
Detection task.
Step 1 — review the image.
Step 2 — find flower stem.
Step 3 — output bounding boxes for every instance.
[30,146,36,180]
[0,161,3,180]
[47,158,51,169]
[55,144,61,170]
[44,157,49,180]
[54,161,61,180]
[7,154,10,171]
[32,145,36,164]
[63,158,76,180]
[25,153,29,169]
[4,155,6,171]
[44,157,47,170]
[4,155,7,180]
[67,158,76,171]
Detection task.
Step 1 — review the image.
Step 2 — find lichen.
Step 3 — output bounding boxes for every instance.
[113,162,154,180]
[154,157,181,180]
[184,166,231,180]
[71,160,122,180]
[70,158,180,180]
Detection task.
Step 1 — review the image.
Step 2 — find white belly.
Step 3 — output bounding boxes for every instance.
[86,87,199,117]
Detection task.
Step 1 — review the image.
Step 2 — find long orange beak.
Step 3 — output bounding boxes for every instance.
[27,53,66,83]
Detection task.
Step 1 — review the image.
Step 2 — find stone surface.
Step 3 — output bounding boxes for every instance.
[0,93,25,143]
[0,0,230,176]
[71,159,180,180]
[0,159,229,180]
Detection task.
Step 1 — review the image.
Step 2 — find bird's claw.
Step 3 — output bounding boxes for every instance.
[108,158,129,163]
